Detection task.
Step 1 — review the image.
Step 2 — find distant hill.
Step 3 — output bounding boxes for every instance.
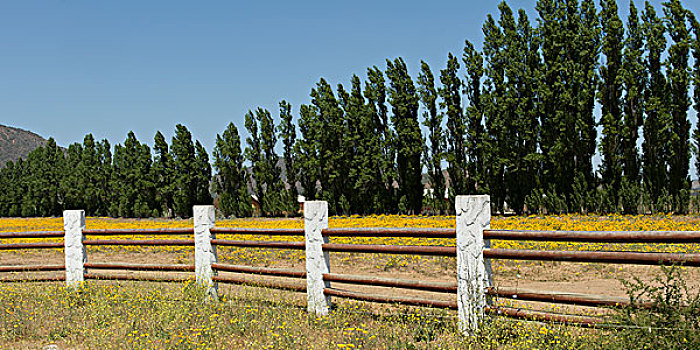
[0,124,48,167]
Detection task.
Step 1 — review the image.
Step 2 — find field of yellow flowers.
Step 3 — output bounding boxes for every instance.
[1,214,699,349]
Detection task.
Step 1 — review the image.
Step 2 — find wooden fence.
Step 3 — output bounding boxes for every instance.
[2,195,700,334]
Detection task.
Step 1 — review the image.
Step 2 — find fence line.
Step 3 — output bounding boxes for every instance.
[1,194,699,335]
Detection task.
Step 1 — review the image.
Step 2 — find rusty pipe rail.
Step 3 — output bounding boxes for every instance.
[211,263,305,278]
[324,287,458,309]
[486,306,604,327]
[213,275,306,292]
[211,239,305,250]
[0,242,64,250]
[0,276,66,283]
[322,228,456,238]
[0,231,64,239]
[84,263,195,272]
[84,273,190,283]
[487,286,636,308]
[0,265,65,272]
[210,228,305,236]
[83,228,194,236]
[323,273,457,294]
[485,229,700,243]
[322,243,455,256]
[484,248,700,266]
[82,239,194,246]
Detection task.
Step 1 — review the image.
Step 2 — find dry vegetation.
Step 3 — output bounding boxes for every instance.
[1,214,699,349]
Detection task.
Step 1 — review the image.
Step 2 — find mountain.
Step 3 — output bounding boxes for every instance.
[0,124,48,167]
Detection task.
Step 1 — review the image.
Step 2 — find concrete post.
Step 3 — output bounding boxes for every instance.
[63,210,86,288]
[194,205,218,301]
[304,201,330,315]
[455,195,492,334]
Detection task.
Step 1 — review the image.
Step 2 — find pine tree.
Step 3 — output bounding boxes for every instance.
[386,57,423,214]
[664,0,692,213]
[599,0,625,210]
[277,100,298,214]
[417,61,445,213]
[620,1,645,214]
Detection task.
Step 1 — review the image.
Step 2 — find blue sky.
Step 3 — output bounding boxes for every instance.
[1,0,698,168]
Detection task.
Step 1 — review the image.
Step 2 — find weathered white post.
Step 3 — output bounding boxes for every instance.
[455,195,492,334]
[63,210,86,288]
[194,205,218,301]
[304,201,330,315]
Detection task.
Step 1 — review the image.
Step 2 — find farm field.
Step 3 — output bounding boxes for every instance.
[1,214,699,349]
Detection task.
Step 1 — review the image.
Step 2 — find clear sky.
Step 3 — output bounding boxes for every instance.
[1,0,698,167]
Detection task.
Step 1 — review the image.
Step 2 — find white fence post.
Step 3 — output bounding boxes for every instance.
[455,195,492,334]
[194,205,218,301]
[63,210,86,288]
[305,201,330,315]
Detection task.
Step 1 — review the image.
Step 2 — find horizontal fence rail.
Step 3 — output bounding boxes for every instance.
[82,239,194,246]
[486,307,604,327]
[211,263,305,278]
[210,228,305,236]
[82,228,194,236]
[0,265,65,272]
[0,242,64,250]
[0,231,64,239]
[484,248,700,266]
[485,229,700,243]
[322,228,456,238]
[210,239,305,250]
[322,243,456,256]
[84,263,195,272]
[486,287,634,308]
[0,276,66,283]
[323,273,457,294]
[324,287,458,309]
[84,273,190,283]
[213,275,307,292]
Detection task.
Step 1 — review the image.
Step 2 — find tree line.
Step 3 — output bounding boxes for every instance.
[1,0,700,217]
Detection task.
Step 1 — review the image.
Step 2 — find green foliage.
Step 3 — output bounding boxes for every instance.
[213,122,250,217]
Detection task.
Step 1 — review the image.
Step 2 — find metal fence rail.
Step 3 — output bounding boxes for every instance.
[484,248,700,266]
[211,263,305,278]
[210,239,305,250]
[84,263,195,272]
[213,275,306,292]
[324,287,458,309]
[0,265,64,272]
[484,229,700,243]
[322,228,456,238]
[0,231,64,239]
[210,228,305,236]
[83,228,194,236]
[322,243,456,256]
[323,273,457,294]
[82,239,194,246]
[0,242,64,250]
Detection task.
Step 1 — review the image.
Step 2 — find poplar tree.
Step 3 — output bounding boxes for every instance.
[440,53,466,202]
[80,134,101,215]
[417,61,445,212]
[213,122,250,217]
[194,140,212,206]
[642,2,671,211]
[620,1,645,214]
[277,100,298,214]
[110,132,155,217]
[691,14,700,183]
[153,131,174,217]
[386,57,423,214]
[463,40,486,196]
[296,104,320,200]
[599,0,625,209]
[365,67,396,212]
[172,125,198,217]
[664,0,692,213]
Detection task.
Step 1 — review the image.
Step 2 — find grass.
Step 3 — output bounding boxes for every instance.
[0,280,602,350]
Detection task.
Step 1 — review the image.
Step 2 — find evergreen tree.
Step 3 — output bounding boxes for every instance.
[642,2,671,211]
[245,108,284,216]
[417,61,445,213]
[153,131,174,217]
[599,0,625,209]
[664,0,692,213]
[296,104,320,200]
[386,57,423,214]
[214,122,250,217]
[60,142,83,210]
[691,14,700,183]
[79,134,102,215]
[194,140,213,206]
[110,132,155,217]
[95,138,112,216]
[440,53,467,201]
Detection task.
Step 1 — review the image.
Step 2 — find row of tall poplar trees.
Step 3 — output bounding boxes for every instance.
[1,0,699,217]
